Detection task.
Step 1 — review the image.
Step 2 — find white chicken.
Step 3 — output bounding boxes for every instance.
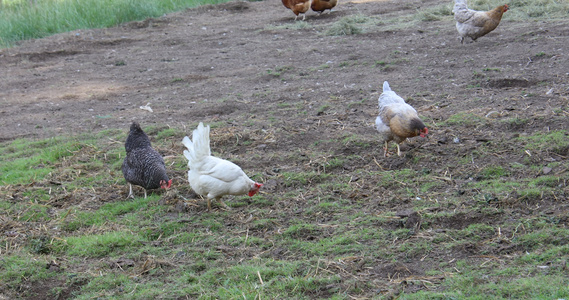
[375,81,428,157]
[182,122,263,210]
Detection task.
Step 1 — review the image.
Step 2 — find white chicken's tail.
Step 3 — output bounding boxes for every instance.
[379,80,406,107]
[452,0,468,13]
[382,81,391,92]
[182,122,211,166]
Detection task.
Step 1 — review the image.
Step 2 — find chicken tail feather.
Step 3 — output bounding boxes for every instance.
[452,0,468,13]
[382,81,391,92]
[182,122,211,165]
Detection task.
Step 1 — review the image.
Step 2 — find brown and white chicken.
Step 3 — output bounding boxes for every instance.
[375,81,428,157]
[182,122,262,211]
[282,0,312,21]
[453,0,509,44]
[311,0,337,15]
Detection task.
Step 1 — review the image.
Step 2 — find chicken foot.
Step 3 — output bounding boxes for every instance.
[383,141,402,157]
[207,197,232,211]
[126,184,148,199]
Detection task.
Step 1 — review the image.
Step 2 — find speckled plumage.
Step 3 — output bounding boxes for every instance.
[122,122,170,197]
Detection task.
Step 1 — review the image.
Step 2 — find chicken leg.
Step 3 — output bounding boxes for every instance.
[207,197,231,211]
[383,141,402,157]
[127,184,135,199]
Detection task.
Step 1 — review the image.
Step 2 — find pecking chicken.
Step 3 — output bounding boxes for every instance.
[311,0,337,15]
[122,122,171,199]
[282,0,312,21]
[375,81,428,157]
[453,0,509,44]
[182,122,262,211]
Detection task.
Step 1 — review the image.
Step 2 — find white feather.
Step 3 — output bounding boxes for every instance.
[181,122,255,201]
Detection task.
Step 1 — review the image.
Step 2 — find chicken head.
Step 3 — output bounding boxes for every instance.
[248,182,263,197]
[419,127,429,138]
[160,179,173,189]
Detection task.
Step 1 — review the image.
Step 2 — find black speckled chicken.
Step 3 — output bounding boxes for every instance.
[122,122,171,198]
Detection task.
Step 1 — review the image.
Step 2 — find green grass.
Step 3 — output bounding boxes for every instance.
[518,130,569,152]
[1,105,568,299]
[442,112,488,127]
[0,0,234,47]
[1,0,569,298]
[0,137,82,184]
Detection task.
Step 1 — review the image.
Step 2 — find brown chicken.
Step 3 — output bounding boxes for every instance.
[453,0,509,44]
[311,0,337,15]
[282,0,312,21]
[375,81,428,157]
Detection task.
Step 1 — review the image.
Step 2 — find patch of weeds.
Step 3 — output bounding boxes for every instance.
[414,3,453,21]
[283,223,320,239]
[529,175,562,188]
[266,65,293,77]
[280,171,331,187]
[504,117,529,129]
[78,273,131,298]
[28,235,53,254]
[341,134,371,148]
[63,197,158,232]
[454,223,496,241]
[156,127,183,139]
[414,260,569,299]
[200,218,224,232]
[325,14,370,36]
[419,181,442,193]
[1,254,56,291]
[442,112,487,127]
[18,202,51,222]
[471,179,520,196]
[374,60,388,67]
[518,244,569,265]
[0,137,82,185]
[317,104,330,114]
[518,130,569,153]
[54,231,144,257]
[479,166,509,179]
[398,239,432,259]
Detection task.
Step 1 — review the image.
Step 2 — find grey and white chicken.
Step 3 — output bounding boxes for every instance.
[122,122,171,198]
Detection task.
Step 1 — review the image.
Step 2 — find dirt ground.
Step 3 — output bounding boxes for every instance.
[1,0,568,298]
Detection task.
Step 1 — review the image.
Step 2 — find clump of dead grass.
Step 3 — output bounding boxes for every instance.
[325,14,370,36]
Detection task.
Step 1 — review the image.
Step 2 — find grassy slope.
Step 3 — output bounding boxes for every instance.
[1,125,568,299]
[0,0,234,47]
